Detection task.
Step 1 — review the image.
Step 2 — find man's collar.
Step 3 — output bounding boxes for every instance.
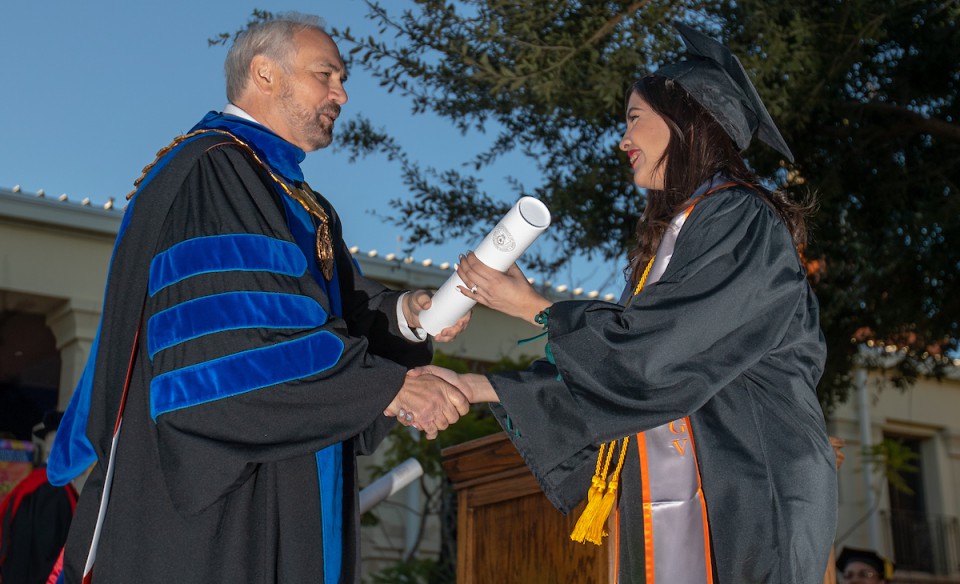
[190,109,306,182]
[222,103,259,124]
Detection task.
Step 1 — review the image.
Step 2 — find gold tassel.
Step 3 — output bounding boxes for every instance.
[571,440,616,544]
[570,474,609,543]
[570,437,631,545]
[585,479,619,544]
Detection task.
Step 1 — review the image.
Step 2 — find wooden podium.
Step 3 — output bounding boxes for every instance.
[442,432,613,584]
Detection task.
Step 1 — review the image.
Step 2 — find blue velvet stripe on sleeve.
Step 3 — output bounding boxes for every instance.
[47,135,211,487]
[150,330,345,420]
[149,234,307,297]
[147,291,328,359]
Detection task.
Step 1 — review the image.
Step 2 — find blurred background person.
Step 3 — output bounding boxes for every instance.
[837,547,894,584]
[0,411,77,584]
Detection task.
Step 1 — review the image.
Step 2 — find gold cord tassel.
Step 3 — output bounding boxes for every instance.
[585,437,630,544]
[570,255,656,546]
[571,439,622,545]
[570,475,609,543]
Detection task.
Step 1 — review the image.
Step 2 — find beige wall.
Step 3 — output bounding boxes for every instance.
[828,366,960,579]
[0,218,112,303]
[0,194,116,404]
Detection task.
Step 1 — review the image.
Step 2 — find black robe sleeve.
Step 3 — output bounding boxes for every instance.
[320,194,433,455]
[488,188,823,511]
[145,144,431,515]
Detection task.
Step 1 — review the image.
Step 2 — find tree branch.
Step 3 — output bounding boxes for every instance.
[842,101,960,141]
[479,0,653,83]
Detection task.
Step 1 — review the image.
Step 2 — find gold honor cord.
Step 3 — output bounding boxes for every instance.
[128,129,335,280]
[570,255,654,545]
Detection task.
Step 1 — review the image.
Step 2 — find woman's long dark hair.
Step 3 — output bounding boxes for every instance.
[625,75,813,287]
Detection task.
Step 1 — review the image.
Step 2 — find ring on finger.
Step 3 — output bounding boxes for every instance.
[469,284,479,294]
[404,412,414,422]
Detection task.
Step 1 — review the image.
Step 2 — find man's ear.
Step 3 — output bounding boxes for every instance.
[249,55,278,95]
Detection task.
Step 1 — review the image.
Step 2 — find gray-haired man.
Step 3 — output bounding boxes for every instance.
[50,13,468,583]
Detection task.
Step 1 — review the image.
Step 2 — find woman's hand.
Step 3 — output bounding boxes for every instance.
[456,252,552,325]
[407,365,500,404]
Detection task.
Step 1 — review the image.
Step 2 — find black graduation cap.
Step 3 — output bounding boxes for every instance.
[652,22,795,163]
[836,546,895,580]
[32,410,64,440]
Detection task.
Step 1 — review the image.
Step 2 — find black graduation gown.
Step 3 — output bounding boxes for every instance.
[0,468,76,584]
[60,124,431,583]
[488,187,837,583]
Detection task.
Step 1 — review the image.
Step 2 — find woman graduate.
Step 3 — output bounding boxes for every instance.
[401,22,838,584]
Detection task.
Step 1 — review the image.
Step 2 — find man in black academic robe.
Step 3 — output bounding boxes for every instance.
[49,16,467,584]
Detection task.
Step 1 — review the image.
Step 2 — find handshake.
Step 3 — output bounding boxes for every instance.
[385,253,548,439]
[383,366,497,440]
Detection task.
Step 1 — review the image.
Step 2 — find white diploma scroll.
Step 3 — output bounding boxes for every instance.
[358,458,424,514]
[418,197,551,336]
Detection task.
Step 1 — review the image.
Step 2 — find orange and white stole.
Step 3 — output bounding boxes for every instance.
[571,195,722,584]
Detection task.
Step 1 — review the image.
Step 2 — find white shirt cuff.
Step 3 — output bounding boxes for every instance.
[397,293,427,342]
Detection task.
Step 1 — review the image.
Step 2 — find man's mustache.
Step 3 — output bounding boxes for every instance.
[319,103,341,120]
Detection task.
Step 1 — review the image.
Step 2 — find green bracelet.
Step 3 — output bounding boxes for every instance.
[534,308,549,328]
[518,308,550,345]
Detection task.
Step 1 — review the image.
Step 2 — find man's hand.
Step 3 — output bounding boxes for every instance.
[408,365,500,405]
[402,289,472,342]
[383,373,470,440]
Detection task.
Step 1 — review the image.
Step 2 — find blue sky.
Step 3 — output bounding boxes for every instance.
[2,0,624,296]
